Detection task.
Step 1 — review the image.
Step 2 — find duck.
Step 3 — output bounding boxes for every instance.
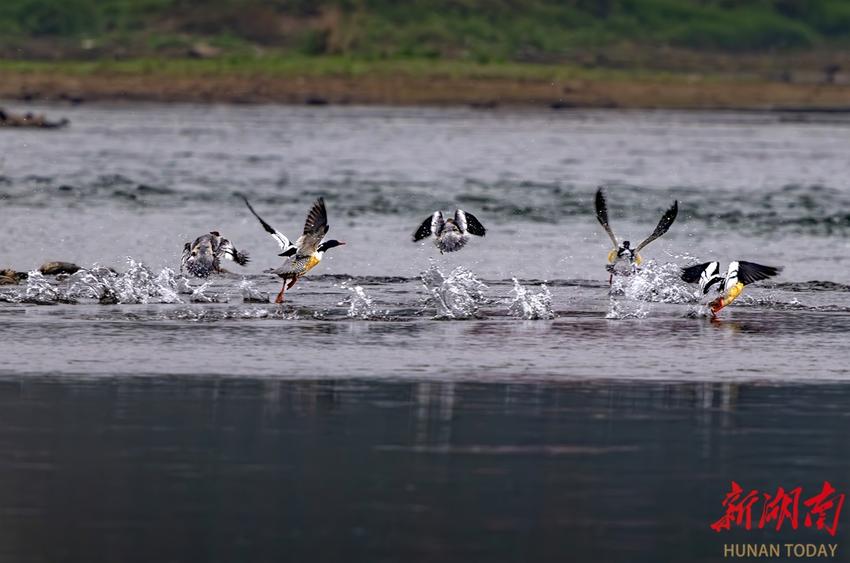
[243,196,345,303]
[412,209,486,253]
[681,260,781,316]
[181,231,249,278]
[595,187,678,283]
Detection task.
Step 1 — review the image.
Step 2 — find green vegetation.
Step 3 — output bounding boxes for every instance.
[0,0,849,61]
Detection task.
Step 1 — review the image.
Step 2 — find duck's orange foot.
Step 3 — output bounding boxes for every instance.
[709,298,723,315]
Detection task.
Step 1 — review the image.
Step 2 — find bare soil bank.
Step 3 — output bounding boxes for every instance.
[3,69,850,110]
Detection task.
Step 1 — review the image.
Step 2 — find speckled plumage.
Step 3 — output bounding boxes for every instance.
[181,231,249,278]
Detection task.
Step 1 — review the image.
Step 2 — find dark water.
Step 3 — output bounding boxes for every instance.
[2,104,850,560]
[1,377,848,563]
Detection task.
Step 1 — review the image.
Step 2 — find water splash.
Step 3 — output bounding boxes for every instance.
[420,264,488,319]
[66,266,115,302]
[239,278,269,303]
[508,279,555,320]
[339,282,389,319]
[154,268,188,303]
[74,260,189,304]
[23,271,64,303]
[19,259,198,304]
[613,260,698,304]
[606,297,650,320]
[189,281,228,303]
[605,261,683,319]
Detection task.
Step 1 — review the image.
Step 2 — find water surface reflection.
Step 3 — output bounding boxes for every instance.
[0,377,846,562]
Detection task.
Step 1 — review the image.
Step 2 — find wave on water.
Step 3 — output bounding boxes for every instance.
[776,281,850,293]
[5,175,850,235]
[420,263,488,320]
[166,307,272,322]
[508,278,555,320]
[684,305,713,319]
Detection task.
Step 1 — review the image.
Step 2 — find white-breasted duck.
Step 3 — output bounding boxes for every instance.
[412,209,486,253]
[595,187,678,283]
[681,260,781,316]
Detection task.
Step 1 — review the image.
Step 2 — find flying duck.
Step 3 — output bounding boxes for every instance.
[243,196,345,303]
[181,231,249,278]
[681,260,781,316]
[595,187,678,283]
[412,209,486,253]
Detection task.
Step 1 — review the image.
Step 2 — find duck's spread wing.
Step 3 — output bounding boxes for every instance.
[635,200,678,253]
[595,187,618,248]
[736,261,781,285]
[297,198,330,254]
[242,196,292,250]
[302,197,328,237]
[413,211,443,241]
[457,209,486,237]
[412,216,433,241]
[681,261,715,284]
[219,238,250,266]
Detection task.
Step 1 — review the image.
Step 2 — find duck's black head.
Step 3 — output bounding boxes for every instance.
[621,240,631,249]
[318,240,346,253]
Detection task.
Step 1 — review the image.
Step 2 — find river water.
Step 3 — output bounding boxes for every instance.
[1,103,849,561]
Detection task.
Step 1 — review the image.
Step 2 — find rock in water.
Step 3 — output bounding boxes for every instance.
[39,262,81,275]
[0,268,18,285]
[0,108,69,128]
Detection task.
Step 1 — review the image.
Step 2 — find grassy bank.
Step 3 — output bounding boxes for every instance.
[2,1,850,108]
[2,0,850,62]
[3,56,850,109]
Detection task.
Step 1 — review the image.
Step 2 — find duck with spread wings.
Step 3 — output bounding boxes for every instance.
[681,260,781,316]
[412,209,486,253]
[243,196,345,303]
[595,187,678,284]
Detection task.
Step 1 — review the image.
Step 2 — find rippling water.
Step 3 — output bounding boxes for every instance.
[2,103,849,380]
[2,104,849,560]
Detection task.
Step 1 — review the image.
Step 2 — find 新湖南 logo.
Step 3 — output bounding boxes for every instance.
[711,481,845,536]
